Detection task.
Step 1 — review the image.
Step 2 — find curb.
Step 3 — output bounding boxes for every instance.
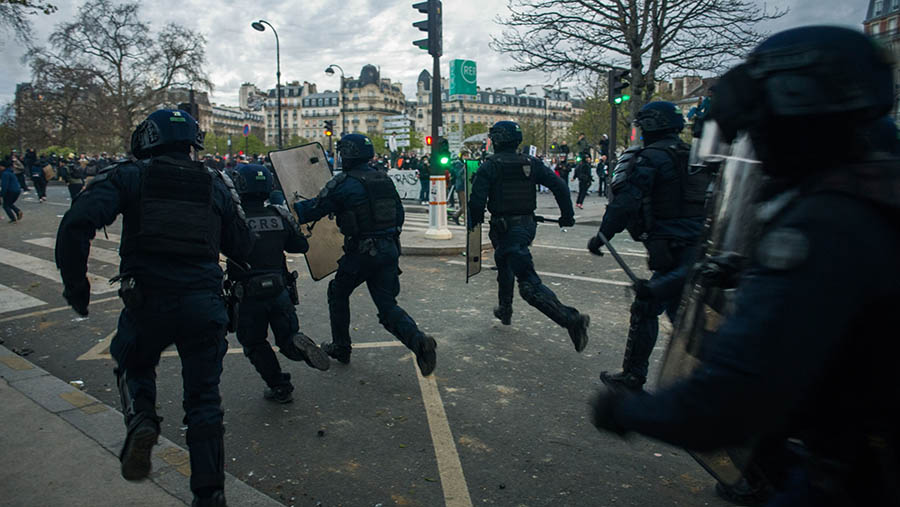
[0,344,283,506]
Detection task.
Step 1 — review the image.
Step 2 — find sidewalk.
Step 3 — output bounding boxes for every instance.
[0,344,283,507]
[398,191,608,256]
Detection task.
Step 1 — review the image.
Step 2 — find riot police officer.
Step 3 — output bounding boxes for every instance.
[227,164,330,404]
[589,101,707,391]
[293,134,437,376]
[56,109,254,507]
[468,121,590,352]
[591,26,900,506]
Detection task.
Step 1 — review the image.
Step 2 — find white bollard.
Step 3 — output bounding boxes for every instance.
[425,175,452,240]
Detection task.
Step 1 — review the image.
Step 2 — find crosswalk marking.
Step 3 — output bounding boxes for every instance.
[25,237,121,266]
[0,247,115,294]
[0,283,47,314]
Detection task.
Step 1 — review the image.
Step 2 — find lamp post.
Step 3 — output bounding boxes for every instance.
[252,20,283,149]
[325,64,346,136]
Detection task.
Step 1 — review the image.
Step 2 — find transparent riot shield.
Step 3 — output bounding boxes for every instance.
[268,143,343,281]
[465,159,482,282]
[658,131,767,487]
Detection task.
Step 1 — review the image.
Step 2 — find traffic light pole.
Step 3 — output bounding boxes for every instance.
[425,52,452,240]
[607,105,617,199]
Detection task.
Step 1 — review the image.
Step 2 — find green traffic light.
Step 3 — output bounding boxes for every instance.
[440,156,450,165]
[614,97,622,104]
[621,94,631,102]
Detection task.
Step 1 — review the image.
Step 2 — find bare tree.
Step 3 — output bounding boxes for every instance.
[33,0,212,150]
[492,0,786,115]
[0,0,56,45]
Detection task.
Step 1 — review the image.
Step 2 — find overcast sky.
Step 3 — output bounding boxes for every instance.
[0,0,869,107]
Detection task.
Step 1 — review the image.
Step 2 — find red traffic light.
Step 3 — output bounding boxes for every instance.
[425,135,433,146]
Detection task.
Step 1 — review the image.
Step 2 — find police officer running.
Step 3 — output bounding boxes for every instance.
[589,101,706,391]
[56,109,254,507]
[591,26,900,507]
[468,121,590,352]
[227,164,330,404]
[293,134,437,376]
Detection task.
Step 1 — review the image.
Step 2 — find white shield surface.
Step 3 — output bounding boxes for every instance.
[268,143,343,281]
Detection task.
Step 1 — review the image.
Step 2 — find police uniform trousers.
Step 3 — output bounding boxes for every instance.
[622,245,696,381]
[327,237,426,354]
[110,290,228,496]
[236,288,305,390]
[489,217,579,327]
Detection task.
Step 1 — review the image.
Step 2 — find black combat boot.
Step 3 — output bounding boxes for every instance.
[119,412,161,481]
[263,381,294,404]
[415,335,437,376]
[321,342,351,364]
[567,313,590,352]
[493,305,512,325]
[192,489,227,507]
[599,370,646,392]
[290,333,331,371]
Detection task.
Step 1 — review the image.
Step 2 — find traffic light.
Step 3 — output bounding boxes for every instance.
[324,120,333,137]
[437,137,451,168]
[412,0,442,57]
[608,68,631,105]
[425,135,433,146]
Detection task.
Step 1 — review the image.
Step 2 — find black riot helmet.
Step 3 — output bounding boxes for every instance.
[635,101,685,134]
[130,109,205,160]
[234,164,274,200]
[708,26,894,174]
[337,133,375,168]
[489,121,523,152]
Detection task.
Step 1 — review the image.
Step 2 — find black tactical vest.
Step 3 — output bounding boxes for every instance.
[120,157,220,261]
[338,169,402,235]
[240,204,290,274]
[646,139,710,220]
[487,152,537,216]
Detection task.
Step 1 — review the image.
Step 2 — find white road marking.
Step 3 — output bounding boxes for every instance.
[446,260,631,287]
[0,296,120,323]
[0,247,115,294]
[25,237,121,266]
[0,283,47,314]
[415,361,473,507]
[532,243,647,257]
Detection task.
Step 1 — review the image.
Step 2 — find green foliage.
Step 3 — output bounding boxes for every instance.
[570,96,633,151]
[38,145,76,157]
[408,127,423,150]
[202,132,275,157]
[287,134,310,148]
[463,122,487,139]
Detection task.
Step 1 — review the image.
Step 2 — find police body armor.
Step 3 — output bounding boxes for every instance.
[120,156,220,261]
[336,169,402,237]
[486,152,536,216]
[612,139,710,241]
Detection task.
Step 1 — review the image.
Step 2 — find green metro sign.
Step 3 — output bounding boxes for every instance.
[449,59,477,97]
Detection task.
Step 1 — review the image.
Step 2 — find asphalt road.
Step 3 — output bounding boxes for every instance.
[0,183,729,507]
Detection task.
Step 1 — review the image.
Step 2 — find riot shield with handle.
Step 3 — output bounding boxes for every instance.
[465,159,482,282]
[658,127,769,488]
[268,143,344,281]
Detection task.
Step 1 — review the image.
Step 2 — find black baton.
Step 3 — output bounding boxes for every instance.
[596,232,641,285]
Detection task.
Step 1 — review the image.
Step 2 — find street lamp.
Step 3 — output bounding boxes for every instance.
[325,64,346,136]
[252,19,283,149]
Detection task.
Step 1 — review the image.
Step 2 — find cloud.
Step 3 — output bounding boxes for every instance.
[0,0,870,108]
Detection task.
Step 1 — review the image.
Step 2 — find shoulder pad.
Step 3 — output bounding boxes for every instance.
[83,161,130,191]
[211,168,246,220]
[318,172,348,199]
[268,203,299,228]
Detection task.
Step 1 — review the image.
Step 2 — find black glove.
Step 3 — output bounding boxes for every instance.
[633,279,654,300]
[587,235,604,256]
[558,215,575,228]
[63,278,90,316]
[590,388,627,436]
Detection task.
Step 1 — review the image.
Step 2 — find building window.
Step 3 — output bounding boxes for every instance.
[893,0,899,10]
[891,17,898,32]
[875,0,884,15]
